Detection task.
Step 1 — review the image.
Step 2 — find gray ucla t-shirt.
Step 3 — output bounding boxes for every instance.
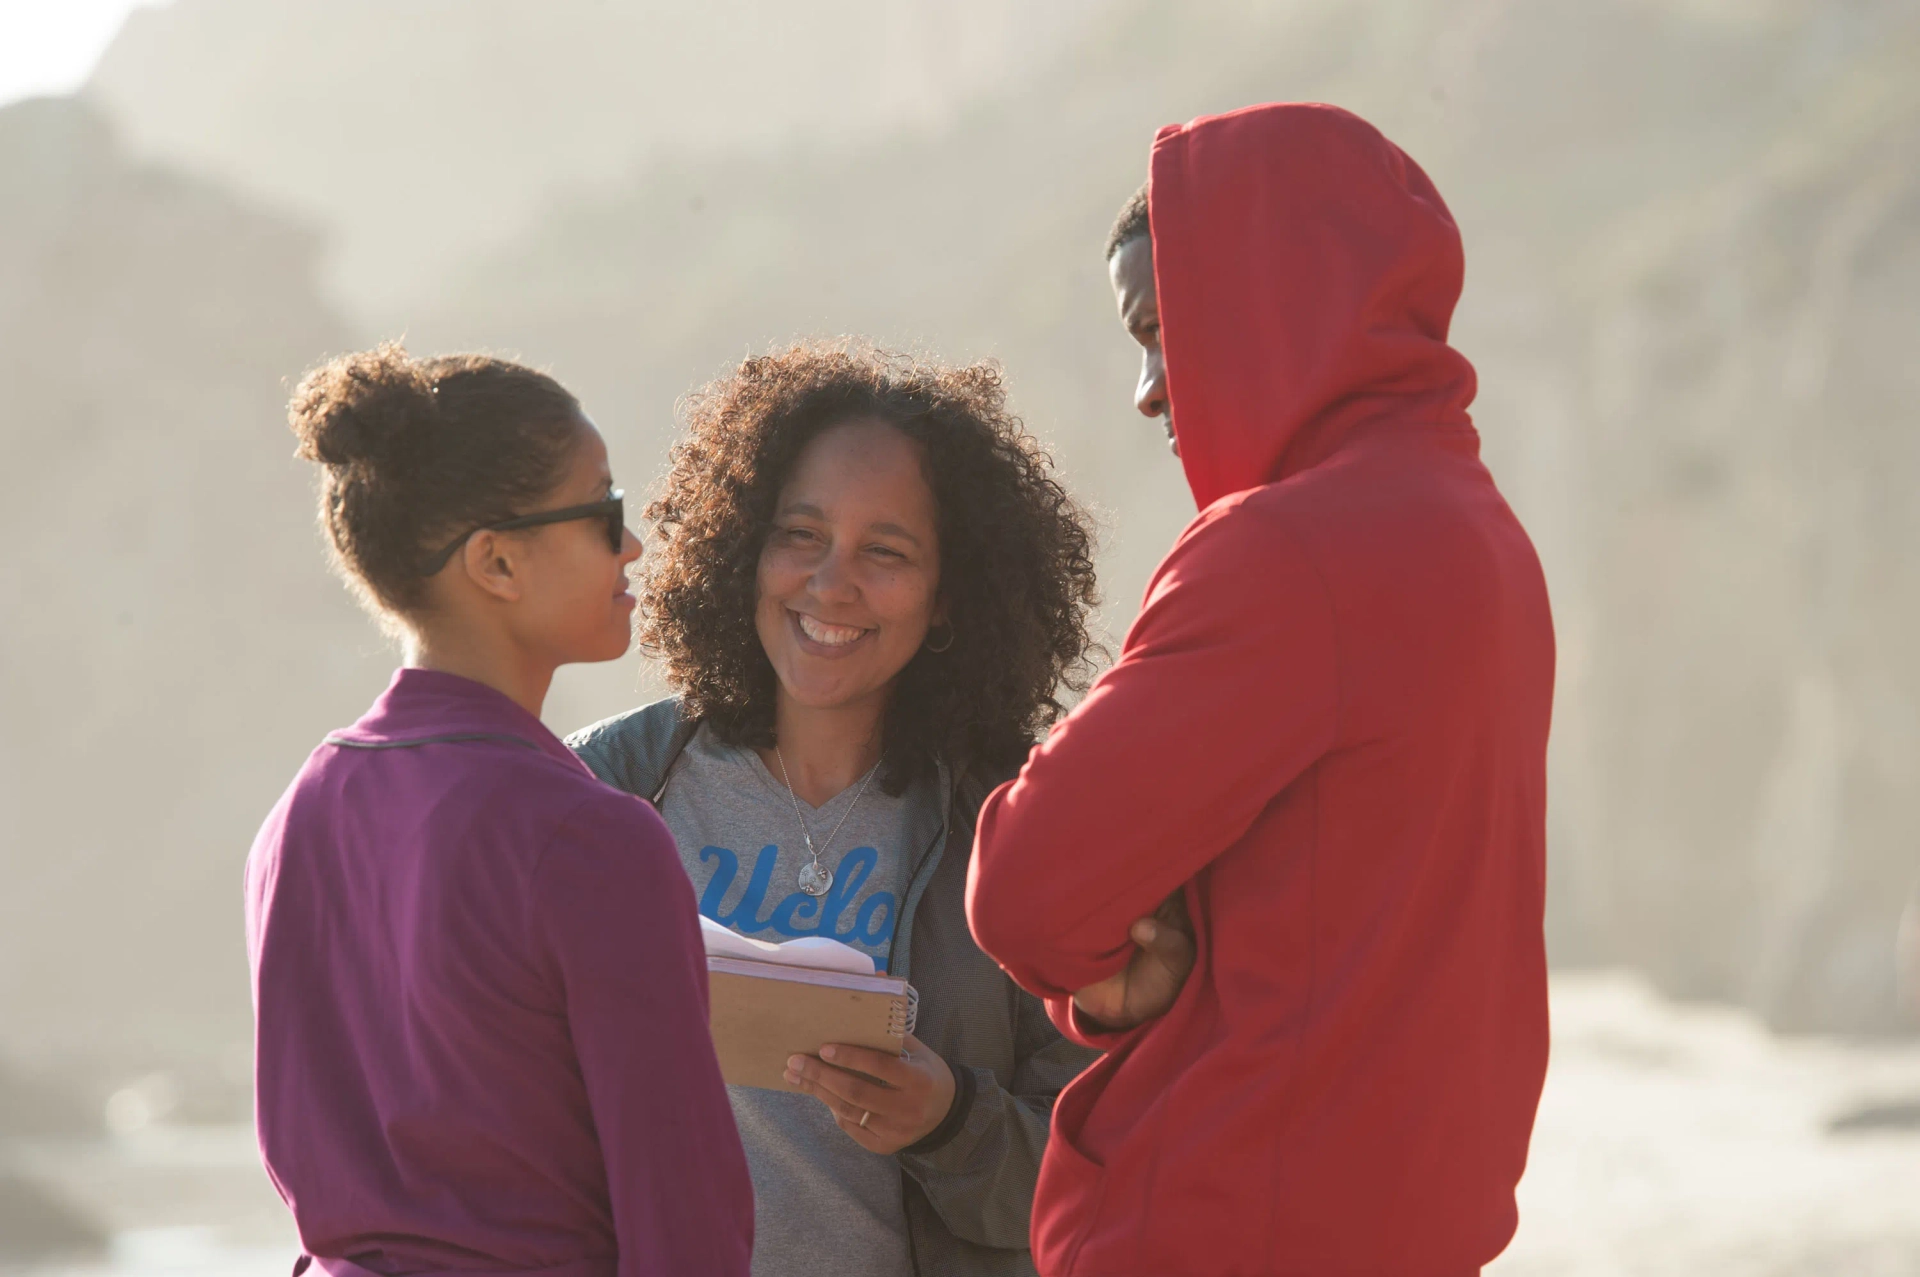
[657,724,938,1277]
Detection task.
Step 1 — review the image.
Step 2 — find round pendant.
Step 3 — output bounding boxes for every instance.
[797,860,833,897]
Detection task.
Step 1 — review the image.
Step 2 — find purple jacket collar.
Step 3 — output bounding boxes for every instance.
[327,668,588,773]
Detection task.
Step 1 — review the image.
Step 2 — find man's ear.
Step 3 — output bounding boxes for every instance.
[461,529,524,603]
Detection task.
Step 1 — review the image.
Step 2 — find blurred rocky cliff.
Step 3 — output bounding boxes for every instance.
[84,0,1112,316]
[0,96,390,1077]
[2,0,1914,1113]
[1540,13,1920,1032]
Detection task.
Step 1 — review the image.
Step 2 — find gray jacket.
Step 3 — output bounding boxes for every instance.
[566,699,1097,1277]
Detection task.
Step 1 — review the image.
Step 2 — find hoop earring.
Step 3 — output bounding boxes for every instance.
[924,621,955,654]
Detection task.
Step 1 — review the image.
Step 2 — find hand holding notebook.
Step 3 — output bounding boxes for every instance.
[781,1031,960,1156]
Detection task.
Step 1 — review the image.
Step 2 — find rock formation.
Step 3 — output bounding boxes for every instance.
[0,96,383,1077]
[84,0,1114,316]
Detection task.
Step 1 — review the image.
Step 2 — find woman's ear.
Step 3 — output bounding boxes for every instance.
[922,595,956,655]
[461,529,525,603]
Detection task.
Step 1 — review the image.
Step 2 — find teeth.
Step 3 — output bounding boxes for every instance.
[798,614,866,646]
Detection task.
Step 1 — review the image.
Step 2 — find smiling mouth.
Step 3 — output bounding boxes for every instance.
[793,610,871,648]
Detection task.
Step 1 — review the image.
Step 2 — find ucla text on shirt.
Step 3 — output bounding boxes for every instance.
[699,845,897,968]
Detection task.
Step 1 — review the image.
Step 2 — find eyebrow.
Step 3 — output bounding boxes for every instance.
[777,502,923,548]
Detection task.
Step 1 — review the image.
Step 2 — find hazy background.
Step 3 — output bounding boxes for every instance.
[3,0,1918,1271]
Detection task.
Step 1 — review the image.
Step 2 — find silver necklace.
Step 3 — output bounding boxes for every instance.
[773,745,880,897]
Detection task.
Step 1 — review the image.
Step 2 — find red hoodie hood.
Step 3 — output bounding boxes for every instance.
[1150,102,1478,511]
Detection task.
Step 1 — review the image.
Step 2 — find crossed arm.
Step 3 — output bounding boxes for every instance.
[966,506,1340,1042]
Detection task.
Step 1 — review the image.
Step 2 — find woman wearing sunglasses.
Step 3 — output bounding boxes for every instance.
[569,343,1105,1277]
[245,344,751,1277]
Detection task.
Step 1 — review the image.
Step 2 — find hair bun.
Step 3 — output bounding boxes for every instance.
[289,342,439,468]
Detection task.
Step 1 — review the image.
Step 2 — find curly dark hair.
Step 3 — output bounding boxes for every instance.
[642,342,1101,793]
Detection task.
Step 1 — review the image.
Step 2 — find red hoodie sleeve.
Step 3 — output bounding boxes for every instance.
[531,791,753,1277]
[967,500,1339,1024]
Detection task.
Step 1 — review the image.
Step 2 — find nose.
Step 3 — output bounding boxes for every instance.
[1135,348,1168,420]
[618,525,642,566]
[808,546,861,604]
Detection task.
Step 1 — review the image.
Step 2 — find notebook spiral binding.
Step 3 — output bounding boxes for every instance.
[891,984,920,1041]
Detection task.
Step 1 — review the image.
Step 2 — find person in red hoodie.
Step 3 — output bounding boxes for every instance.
[965,102,1556,1276]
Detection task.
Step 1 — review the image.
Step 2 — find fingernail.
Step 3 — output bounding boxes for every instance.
[820,1046,837,1061]
[1135,921,1156,942]
[786,1055,805,1071]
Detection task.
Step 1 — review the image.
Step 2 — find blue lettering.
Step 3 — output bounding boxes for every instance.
[854,893,895,948]
[768,888,825,933]
[700,844,781,933]
[696,846,738,919]
[815,846,877,941]
[697,844,897,954]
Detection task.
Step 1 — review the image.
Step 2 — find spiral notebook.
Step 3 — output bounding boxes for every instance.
[704,956,919,1092]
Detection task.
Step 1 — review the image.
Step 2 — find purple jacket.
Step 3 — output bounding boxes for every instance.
[245,668,751,1277]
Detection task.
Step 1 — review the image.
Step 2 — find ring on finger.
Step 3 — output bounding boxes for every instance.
[859,1110,871,1129]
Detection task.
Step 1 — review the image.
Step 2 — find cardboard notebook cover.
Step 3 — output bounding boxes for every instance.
[706,955,918,1093]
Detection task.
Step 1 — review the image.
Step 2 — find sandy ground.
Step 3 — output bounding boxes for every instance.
[6,971,1918,1275]
[1491,972,1920,1277]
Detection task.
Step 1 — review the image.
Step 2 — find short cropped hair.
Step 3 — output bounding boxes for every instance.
[1104,181,1151,259]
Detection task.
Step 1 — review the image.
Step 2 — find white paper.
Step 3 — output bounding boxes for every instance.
[698,913,877,976]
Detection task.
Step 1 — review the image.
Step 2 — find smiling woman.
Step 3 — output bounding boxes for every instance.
[637,341,1100,791]
[568,340,1105,1277]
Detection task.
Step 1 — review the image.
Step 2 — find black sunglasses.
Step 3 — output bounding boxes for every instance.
[419,489,625,576]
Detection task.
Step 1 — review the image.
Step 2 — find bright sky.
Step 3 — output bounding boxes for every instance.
[0,0,170,109]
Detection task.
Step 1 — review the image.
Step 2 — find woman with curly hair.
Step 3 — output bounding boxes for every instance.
[569,343,1103,1276]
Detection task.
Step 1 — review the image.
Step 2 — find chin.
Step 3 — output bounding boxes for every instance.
[775,661,891,714]
[580,627,635,665]
[778,676,862,711]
